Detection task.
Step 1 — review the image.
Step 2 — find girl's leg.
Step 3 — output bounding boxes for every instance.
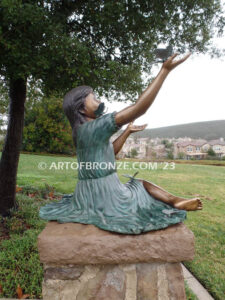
[138,179,202,211]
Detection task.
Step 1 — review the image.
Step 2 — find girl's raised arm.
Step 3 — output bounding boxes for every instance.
[114,53,191,127]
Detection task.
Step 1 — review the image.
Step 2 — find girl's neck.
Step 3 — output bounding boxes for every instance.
[85,116,97,122]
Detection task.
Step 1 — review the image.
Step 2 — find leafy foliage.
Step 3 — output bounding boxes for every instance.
[0,0,224,100]
[130,147,138,157]
[167,150,174,159]
[178,152,186,159]
[207,147,216,156]
[22,95,74,154]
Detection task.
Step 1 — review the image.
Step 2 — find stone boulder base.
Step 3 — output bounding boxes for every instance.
[38,222,194,265]
[37,222,195,300]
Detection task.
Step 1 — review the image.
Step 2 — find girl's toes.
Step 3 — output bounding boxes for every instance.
[196,199,202,210]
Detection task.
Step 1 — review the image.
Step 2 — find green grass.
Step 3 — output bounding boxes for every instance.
[16,153,78,193]
[0,186,59,299]
[0,153,224,299]
[120,156,225,166]
[173,159,225,166]
[185,281,199,300]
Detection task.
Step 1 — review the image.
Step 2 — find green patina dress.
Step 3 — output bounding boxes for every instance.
[39,111,186,234]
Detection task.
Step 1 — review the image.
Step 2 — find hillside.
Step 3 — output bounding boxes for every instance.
[128,120,225,140]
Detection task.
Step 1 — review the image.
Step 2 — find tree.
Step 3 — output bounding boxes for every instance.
[151,151,157,159]
[162,139,169,146]
[22,96,74,155]
[207,147,216,156]
[167,151,174,160]
[0,0,224,216]
[162,139,174,158]
[178,152,185,159]
[162,139,173,149]
[131,148,138,158]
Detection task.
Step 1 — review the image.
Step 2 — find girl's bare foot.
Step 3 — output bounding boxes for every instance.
[174,198,203,211]
[138,178,203,211]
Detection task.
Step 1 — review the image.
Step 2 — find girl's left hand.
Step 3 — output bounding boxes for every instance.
[127,121,148,133]
[162,52,191,73]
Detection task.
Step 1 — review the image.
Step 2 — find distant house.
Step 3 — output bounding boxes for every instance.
[207,139,225,158]
[109,136,150,159]
[174,140,208,159]
[110,131,225,160]
[174,138,225,159]
[146,144,167,159]
[123,137,149,158]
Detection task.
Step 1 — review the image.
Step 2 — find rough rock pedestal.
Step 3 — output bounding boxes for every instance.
[37,222,195,300]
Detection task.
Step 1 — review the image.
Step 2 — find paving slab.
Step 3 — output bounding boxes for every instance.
[182,264,214,300]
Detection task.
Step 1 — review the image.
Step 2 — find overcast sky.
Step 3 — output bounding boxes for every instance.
[104,36,225,130]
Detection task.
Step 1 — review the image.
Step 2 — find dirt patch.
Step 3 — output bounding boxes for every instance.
[0,217,32,243]
[0,220,10,242]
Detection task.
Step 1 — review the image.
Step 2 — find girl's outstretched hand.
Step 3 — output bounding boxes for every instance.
[162,52,191,73]
[127,121,147,133]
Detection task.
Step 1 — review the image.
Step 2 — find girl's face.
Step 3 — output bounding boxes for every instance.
[81,93,101,119]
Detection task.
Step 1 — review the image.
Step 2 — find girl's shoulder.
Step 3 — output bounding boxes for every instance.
[79,111,121,133]
[77,111,122,145]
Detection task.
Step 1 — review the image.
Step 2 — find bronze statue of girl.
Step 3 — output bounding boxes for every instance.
[39,53,202,234]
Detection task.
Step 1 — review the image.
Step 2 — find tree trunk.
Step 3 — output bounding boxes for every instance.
[0,78,26,216]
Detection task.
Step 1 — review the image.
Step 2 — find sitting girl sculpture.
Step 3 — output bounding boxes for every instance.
[39,53,202,234]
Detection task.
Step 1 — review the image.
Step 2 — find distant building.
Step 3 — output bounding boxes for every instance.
[207,139,225,158]
[146,144,167,159]
[110,132,225,160]
[119,137,149,159]
[174,139,225,159]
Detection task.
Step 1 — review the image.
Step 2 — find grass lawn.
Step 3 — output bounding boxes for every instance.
[120,156,225,166]
[173,159,225,166]
[0,153,224,299]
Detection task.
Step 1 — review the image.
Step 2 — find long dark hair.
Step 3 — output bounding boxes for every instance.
[63,85,93,147]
